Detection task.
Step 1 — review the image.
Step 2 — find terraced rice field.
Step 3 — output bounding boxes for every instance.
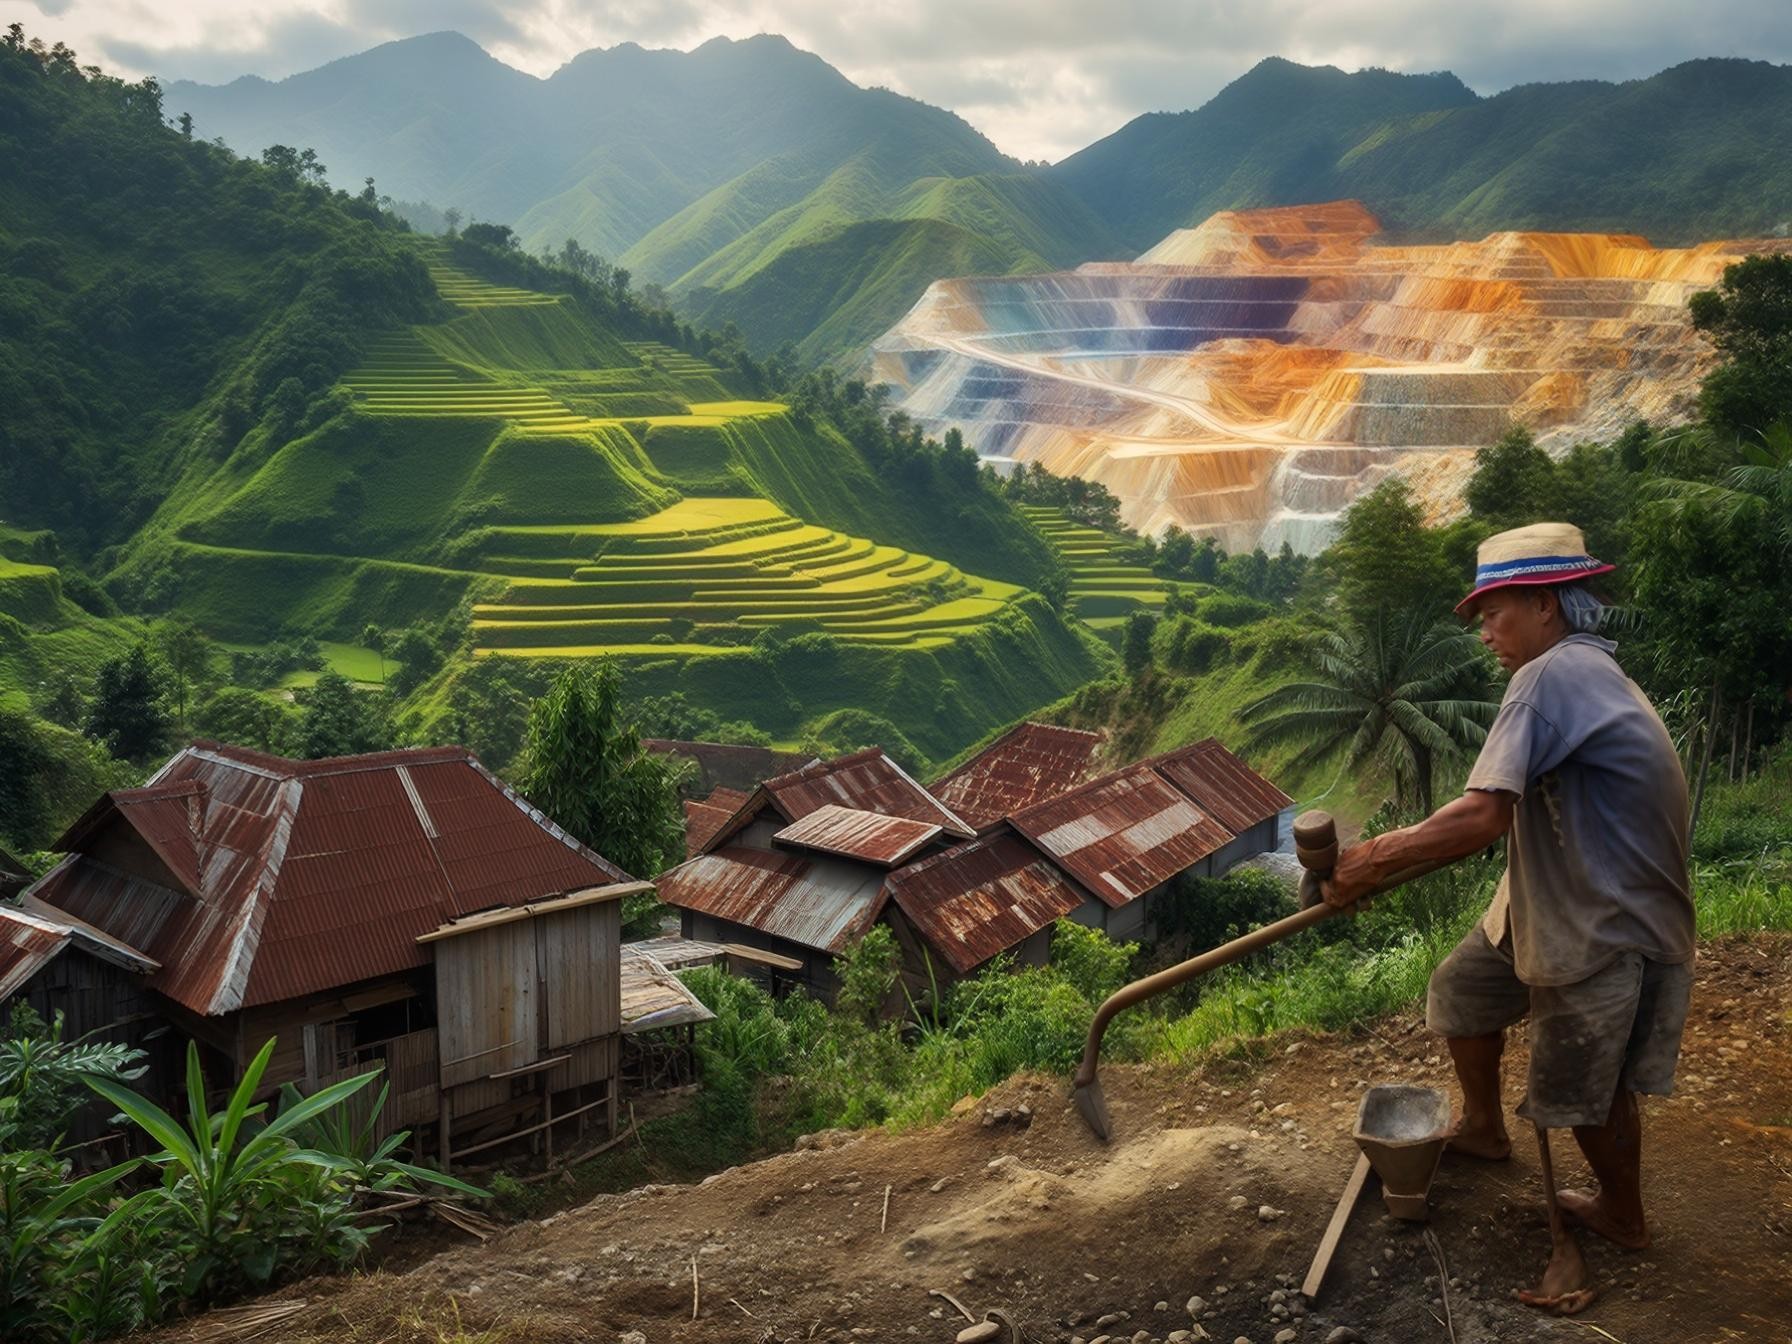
[342,332,596,429]
[472,498,1020,656]
[426,258,562,308]
[1017,505,1166,627]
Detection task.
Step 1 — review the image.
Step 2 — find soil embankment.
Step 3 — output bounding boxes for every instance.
[158,938,1792,1344]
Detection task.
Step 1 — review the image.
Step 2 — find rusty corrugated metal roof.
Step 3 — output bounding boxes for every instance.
[773,805,942,867]
[1009,764,1235,908]
[0,903,158,999]
[25,742,628,1016]
[884,830,1087,973]
[763,749,974,838]
[699,748,975,855]
[929,723,1105,832]
[683,800,736,858]
[1148,739,1293,835]
[655,846,886,954]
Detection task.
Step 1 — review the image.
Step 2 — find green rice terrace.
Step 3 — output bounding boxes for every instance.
[471,498,1018,656]
[1017,505,1167,627]
[114,255,1109,758]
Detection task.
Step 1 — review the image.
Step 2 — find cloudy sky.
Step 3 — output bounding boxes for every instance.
[7,0,1790,160]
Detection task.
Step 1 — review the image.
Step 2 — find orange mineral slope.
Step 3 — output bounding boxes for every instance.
[866,200,1790,551]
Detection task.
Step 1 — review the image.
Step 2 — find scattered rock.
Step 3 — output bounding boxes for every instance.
[1324,1329,1362,1344]
[985,1155,1018,1176]
[1185,1296,1207,1317]
[1155,1301,1170,1312]
[955,1324,1001,1344]
[930,1177,951,1194]
[1227,1196,1250,1212]
[1257,1205,1285,1223]
[1274,1331,1298,1344]
[1096,1312,1126,1327]
[619,1334,647,1344]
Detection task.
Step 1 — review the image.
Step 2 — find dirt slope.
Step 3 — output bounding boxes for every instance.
[159,938,1792,1344]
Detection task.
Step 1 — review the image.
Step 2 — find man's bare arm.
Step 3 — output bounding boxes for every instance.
[1321,789,1514,908]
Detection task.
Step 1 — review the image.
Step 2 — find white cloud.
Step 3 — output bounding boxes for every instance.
[5,0,1790,160]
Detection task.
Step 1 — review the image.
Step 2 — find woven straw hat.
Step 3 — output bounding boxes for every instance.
[1454,521,1614,616]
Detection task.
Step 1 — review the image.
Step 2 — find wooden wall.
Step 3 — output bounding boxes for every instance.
[433,897,621,1110]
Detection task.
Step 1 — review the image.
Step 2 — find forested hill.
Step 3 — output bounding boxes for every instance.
[1051,56,1792,251]
[0,33,434,544]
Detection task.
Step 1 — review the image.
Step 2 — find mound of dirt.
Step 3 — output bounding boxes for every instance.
[156,938,1792,1344]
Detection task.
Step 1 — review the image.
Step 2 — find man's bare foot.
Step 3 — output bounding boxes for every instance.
[1515,1229,1598,1315]
[1558,1187,1651,1250]
[1445,1117,1512,1160]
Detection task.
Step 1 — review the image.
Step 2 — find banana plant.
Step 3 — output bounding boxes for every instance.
[87,1038,377,1295]
[275,1076,488,1199]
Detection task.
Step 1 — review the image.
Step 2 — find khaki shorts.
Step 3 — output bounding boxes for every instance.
[1425,927,1692,1129]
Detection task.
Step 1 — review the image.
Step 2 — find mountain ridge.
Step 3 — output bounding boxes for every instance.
[165,39,1792,363]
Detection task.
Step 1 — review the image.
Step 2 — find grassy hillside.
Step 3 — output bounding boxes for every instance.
[680,219,1015,363]
[1054,56,1792,249]
[107,240,1106,761]
[675,174,1126,361]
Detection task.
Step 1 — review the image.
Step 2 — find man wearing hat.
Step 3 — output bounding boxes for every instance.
[1322,522,1694,1315]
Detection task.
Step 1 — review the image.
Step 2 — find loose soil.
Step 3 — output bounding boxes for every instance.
[155,938,1792,1344]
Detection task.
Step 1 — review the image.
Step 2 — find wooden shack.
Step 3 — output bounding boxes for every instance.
[12,741,636,1161]
[418,883,643,1170]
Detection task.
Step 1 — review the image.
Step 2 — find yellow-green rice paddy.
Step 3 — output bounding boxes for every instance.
[1017,504,1166,627]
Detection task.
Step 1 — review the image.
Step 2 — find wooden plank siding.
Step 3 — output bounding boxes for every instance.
[436,919,538,1088]
[309,1028,440,1141]
[540,900,621,1048]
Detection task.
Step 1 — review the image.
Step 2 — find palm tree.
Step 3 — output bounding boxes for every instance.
[1239,612,1499,814]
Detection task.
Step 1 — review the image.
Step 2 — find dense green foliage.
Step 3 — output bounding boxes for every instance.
[0,1026,475,1342]
[513,661,688,896]
[0,27,435,544]
[1241,613,1497,814]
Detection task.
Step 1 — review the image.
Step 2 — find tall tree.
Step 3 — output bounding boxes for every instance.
[1689,254,1792,435]
[1325,479,1460,627]
[294,672,393,760]
[513,661,688,920]
[1240,612,1498,814]
[1122,610,1157,679]
[83,643,171,763]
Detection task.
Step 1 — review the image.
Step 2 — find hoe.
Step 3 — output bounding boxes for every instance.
[1071,810,1455,1142]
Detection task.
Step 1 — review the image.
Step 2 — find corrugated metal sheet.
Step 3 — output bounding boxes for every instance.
[0,903,158,1000]
[620,946,715,1034]
[773,805,942,867]
[23,741,628,1017]
[884,831,1086,973]
[683,800,736,858]
[929,723,1105,831]
[656,846,886,954]
[0,908,72,1000]
[1149,739,1293,835]
[1009,765,1235,907]
[762,750,975,839]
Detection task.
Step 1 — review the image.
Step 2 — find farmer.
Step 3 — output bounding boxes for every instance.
[1321,522,1693,1316]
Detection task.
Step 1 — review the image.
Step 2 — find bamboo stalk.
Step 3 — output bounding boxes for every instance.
[880,1183,891,1233]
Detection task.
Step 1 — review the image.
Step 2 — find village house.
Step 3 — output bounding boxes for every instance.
[656,728,1293,1001]
[1,741,663,1170]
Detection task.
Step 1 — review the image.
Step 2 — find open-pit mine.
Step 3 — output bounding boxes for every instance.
[867,201,1785,551]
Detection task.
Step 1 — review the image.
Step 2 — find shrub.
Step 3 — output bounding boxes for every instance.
[1151,869,1296,953]
[1161,617,1231,674]
[1197,593,1276,628]
[834,926,901,1025]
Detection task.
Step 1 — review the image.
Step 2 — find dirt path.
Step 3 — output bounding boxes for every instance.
[160,938,1792,1344]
